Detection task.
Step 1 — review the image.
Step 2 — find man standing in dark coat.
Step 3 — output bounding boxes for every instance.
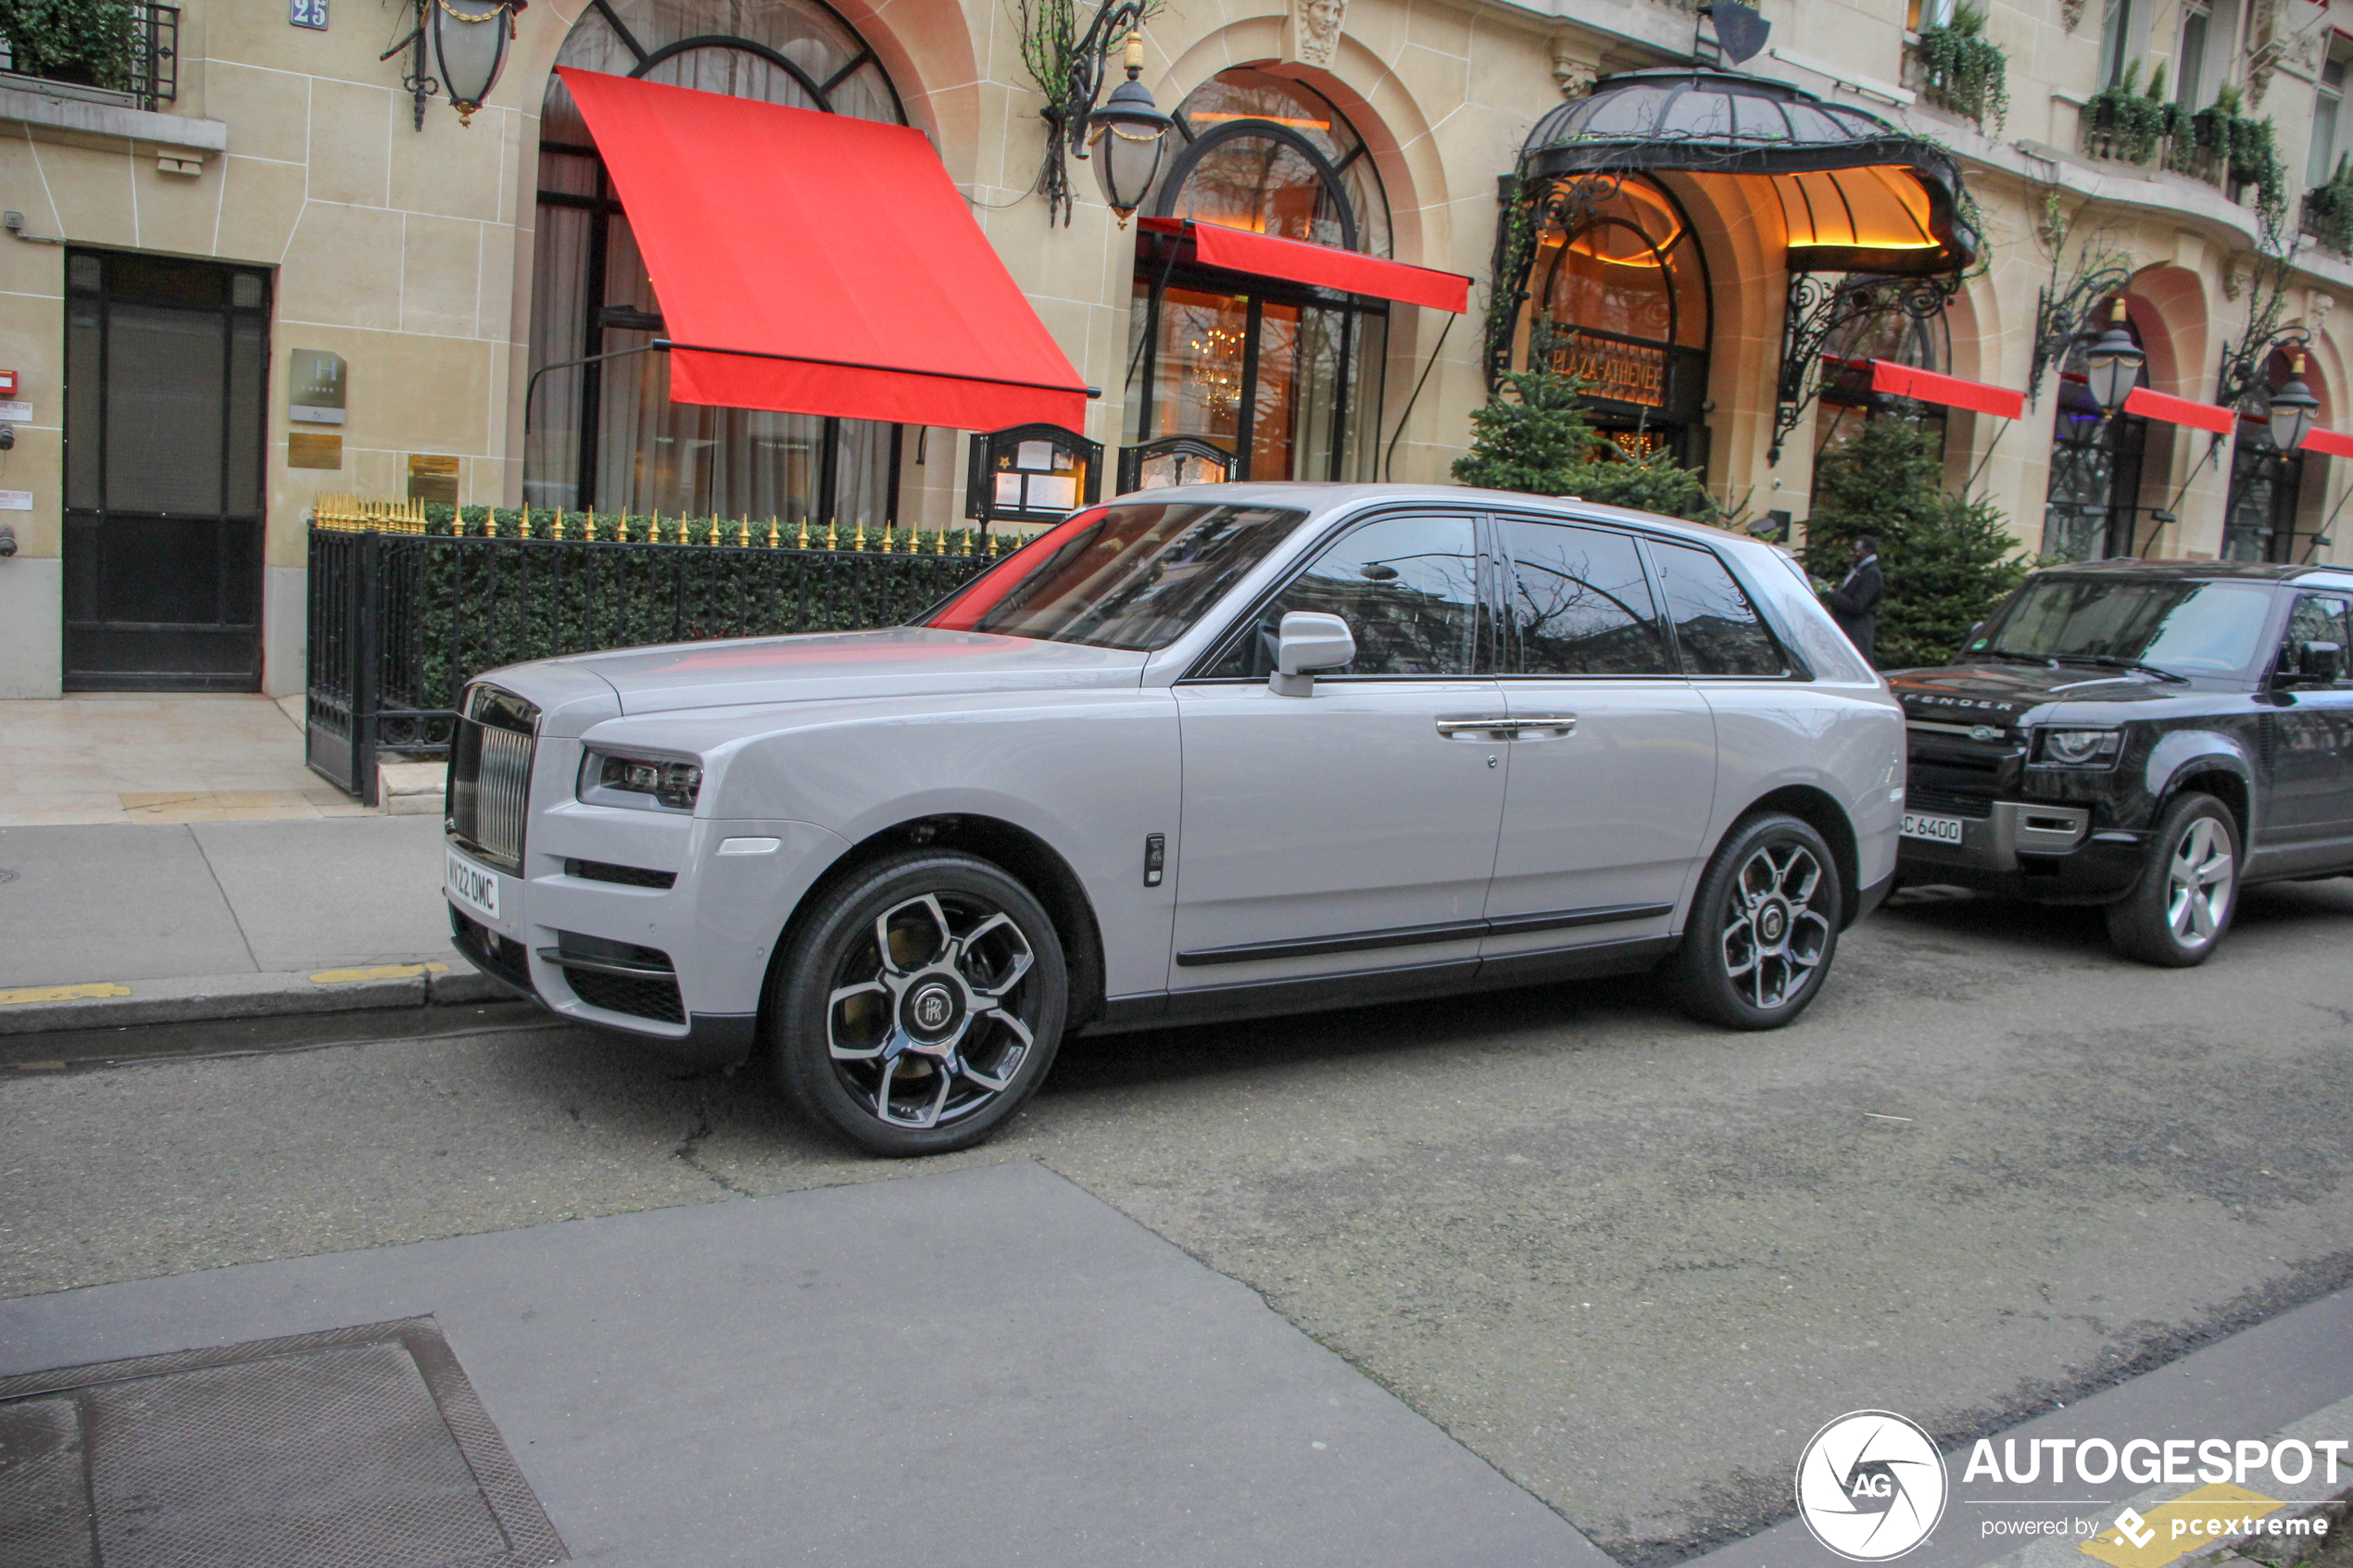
[1821,534,1883,665]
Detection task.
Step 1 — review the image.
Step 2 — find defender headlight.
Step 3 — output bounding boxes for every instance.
[580,749,702,810]
[2036,728,2121,768]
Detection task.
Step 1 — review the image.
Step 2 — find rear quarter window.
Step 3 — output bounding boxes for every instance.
[1652,542,1790,677]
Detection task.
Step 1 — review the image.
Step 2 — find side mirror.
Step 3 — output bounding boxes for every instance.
[2301,640,2344,684]
[1269,611,1354,696]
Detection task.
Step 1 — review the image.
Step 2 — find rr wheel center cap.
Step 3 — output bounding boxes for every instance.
[1757,902,1789,945]
[902,978,965,1042]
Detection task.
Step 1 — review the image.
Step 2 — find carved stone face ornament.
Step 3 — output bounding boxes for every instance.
[1290,0,1346,69]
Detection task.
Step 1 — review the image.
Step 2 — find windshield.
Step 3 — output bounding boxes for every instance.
[1980,578,2274,677]
[920,502,1310,650]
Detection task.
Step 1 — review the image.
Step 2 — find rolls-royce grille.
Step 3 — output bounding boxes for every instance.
[448,686,537,873]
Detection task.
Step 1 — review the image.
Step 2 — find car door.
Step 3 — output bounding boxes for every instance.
[2264,590,2353,861]
[1170,510,1508,991]
[1479,516,1718,968]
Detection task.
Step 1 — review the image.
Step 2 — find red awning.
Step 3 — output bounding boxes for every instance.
[2122,385,2237,435]
[1868,360,2023,420]
[2302,427,2353,458]
[558,69,1089,432]
[1139,217,1470,313]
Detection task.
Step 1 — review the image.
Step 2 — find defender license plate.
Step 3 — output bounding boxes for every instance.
[1900,811,1966,845]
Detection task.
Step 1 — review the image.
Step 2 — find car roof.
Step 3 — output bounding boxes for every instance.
[2027,558,2352,585]
[1100,482,1769,554]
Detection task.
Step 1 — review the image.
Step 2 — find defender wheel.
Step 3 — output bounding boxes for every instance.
[771,850,1067,1157]
[1662,812,1843,1029]
[2104,792,2238,968]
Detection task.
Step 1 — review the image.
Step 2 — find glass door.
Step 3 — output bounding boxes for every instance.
[1131,281,1378,483]
[63,250,270,691]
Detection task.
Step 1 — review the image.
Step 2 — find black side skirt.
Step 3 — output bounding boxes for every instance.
[1088,935,1676,1035]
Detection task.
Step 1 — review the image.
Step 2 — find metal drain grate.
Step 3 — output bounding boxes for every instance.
[0,1319,565,1568]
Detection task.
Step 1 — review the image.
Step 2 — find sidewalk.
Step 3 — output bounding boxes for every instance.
[0,1160,1601,1568]
[0,694,479,1031]
[0,693,365,826]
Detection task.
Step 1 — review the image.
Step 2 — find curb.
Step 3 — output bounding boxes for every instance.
[0,960,510,1036]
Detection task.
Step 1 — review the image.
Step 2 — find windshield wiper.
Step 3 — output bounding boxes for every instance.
[1972,649,2052,666]
[2051,654,2188,684]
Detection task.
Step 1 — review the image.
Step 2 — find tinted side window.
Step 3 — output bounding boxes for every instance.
[1206,513,1480,678]
[2282,594,2352,680]
[1653,543,1787,676]
[1498,520,1672,675]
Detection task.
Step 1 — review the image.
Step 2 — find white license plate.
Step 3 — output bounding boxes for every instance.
[1901,811,1966,845]
[446,847,501,921]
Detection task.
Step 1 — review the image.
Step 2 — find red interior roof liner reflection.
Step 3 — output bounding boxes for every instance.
[926,508,1110,632]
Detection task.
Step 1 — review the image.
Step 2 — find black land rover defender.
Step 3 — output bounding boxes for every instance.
[1890,561,2353,966]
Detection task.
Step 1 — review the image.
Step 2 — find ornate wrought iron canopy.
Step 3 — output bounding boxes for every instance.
[1519,69,1979,275]
[1493,69,1981,461]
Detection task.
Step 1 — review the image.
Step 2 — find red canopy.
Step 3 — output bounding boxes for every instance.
[2122,385,2237,435]
[1139,218,1470,313]
[558,69,1090,432]
[1868,360,2023,420]
[2301,427,2353,459]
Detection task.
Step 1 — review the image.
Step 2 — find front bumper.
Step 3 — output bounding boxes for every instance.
[443,807,851,1070]
[1896,799,2145,903]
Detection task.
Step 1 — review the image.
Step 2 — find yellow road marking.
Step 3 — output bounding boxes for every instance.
[308,963,451,985]
[2080,1483,2284,1568]
[0,982,133,1006]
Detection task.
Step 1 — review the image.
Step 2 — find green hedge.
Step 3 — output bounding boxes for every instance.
[344,526,994,716]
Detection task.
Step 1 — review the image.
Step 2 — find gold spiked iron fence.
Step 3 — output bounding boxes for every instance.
[305,501,1007,802]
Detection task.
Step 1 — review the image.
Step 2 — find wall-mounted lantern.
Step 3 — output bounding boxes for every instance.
[2082,299,2145,416]
[383,0,525,130]
[2269,353,2321,453]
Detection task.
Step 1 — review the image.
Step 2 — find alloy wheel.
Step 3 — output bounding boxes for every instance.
[1719,841,1831,1011]
[825,891,1038,1131]
[2163,815,2234,950]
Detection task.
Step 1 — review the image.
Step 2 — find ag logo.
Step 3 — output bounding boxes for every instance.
[1795,1411,1948,1561]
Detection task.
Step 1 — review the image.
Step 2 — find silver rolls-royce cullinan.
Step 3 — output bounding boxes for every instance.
[442,484,1903,1155]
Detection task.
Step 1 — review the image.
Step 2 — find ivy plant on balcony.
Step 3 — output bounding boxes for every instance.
[2084,61,2185,167]
[1915,4,2009,133]
[0,0,136,91]
[2308,156,2353,254]
[2185,84,2288,224]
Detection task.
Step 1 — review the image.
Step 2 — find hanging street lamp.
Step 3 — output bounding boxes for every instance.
[1083,32,1174,226]
[1036,2,1172,225]
[434,0,525,126]
[2082,299,2145,416]
[384,0,526,130]
[2269,351,2321,452]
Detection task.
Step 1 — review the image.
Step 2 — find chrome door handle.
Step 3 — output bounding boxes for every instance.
[1437,717,1517,739]
[1510,714,1578,740]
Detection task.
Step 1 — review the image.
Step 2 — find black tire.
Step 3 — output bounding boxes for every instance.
[2103,791,2239,968]
[1662,812,1844,1029]
[769,849,1067,1157]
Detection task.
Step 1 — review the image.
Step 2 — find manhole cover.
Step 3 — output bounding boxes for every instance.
[0,1319,565,1568]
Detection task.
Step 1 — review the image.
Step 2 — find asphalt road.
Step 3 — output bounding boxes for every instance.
[5,881,2351,1564]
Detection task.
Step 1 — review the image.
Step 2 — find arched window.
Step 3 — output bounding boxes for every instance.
[2224,345,2317,562]
[1815,280,1954,460]
[1121,69,1391,484]
[1520,176,1711,465]
[527,0,901,522]
[2042,297,2149,560]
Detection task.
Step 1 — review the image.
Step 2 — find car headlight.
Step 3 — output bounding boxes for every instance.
[580,749,702,810]
[2036,728,2121,768]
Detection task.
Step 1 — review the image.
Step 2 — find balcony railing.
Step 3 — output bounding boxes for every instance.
[2077,96,2284,216]
[2304,184,2353,254]
[0,2,177,113]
